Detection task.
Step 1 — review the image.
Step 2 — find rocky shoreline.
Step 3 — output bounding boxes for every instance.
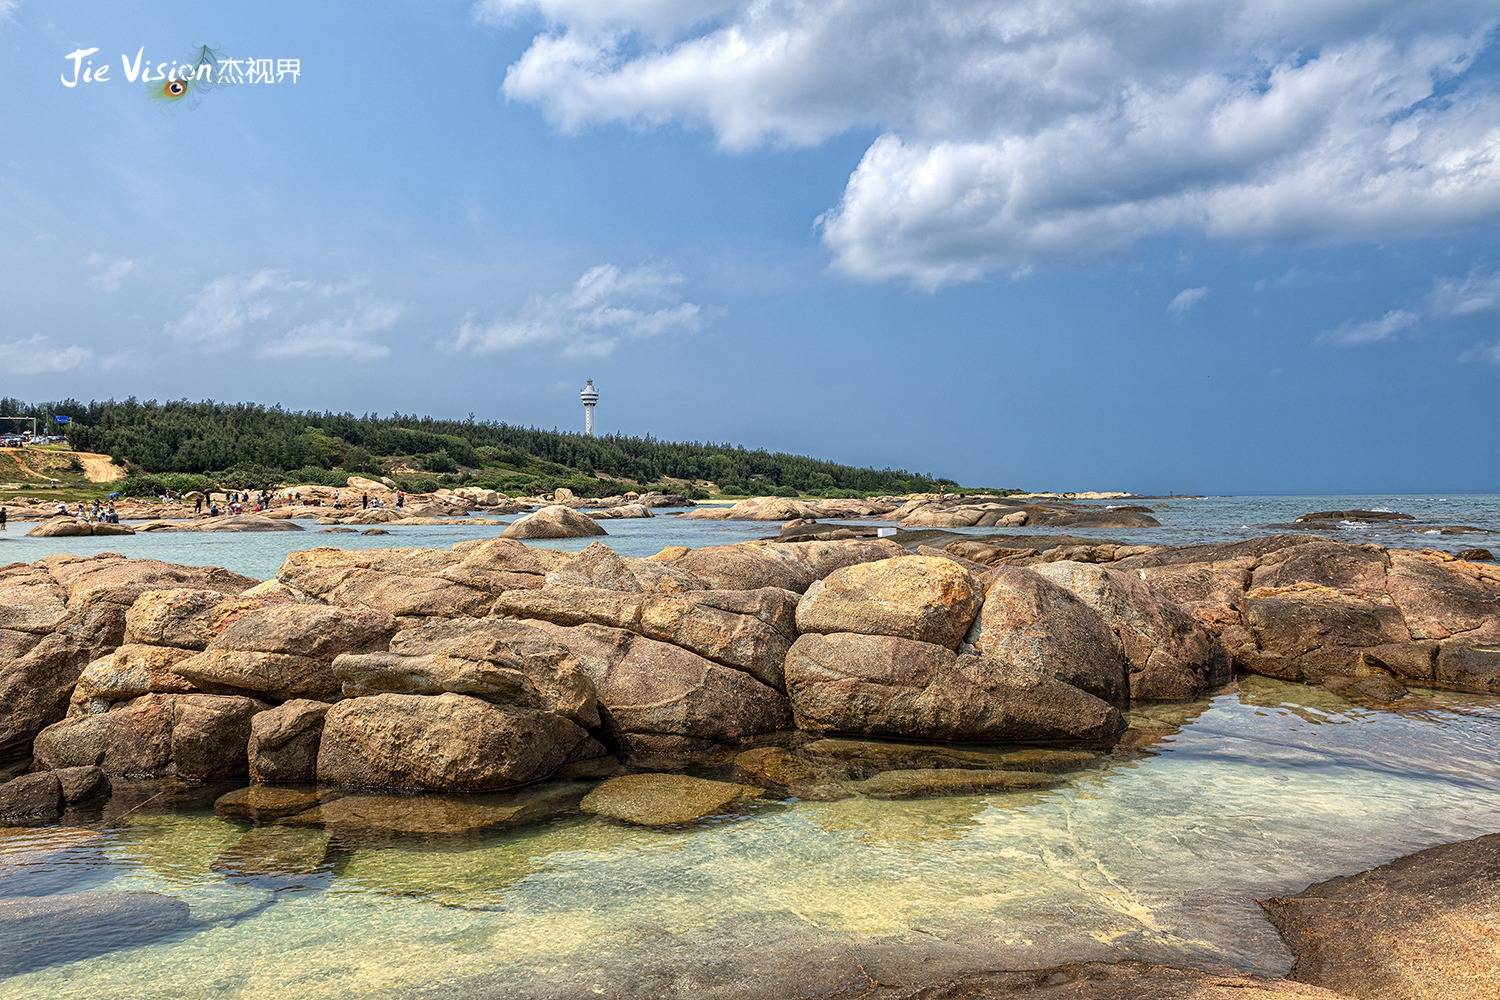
[0,528,1496,994]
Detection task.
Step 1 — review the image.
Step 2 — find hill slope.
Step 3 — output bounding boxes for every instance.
[0,398,986,499]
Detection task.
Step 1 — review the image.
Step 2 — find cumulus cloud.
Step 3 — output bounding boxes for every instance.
[86,253,138,292]
[165,270,399,361]
[1167,287,1210,317]
[0,336,93,374]
[495,1,1500,286]
[1316,309,1421,347]
[448,262,706,358]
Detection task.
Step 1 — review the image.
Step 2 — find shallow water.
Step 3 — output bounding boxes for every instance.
[3,677,1498,998]
[1,494,1496,580]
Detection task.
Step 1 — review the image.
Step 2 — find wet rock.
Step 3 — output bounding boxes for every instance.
[796,555,984,649]
[501,504,607,539]
[0,772,62,824]
[527,620,790,752]
[1434,643,1500,695]
[826,767,1062,800]
[1296,509,1414,522]
[211,826,330,879]
[799,738,1099,776]
[1262,831,1500,1000]
[0,890,192,976]
[282,782,590,838]
[55,765,107,804]
[214,785,325,822]
[1455,547,1493,561]
[1033,561,1230,701]
[34,693,266,780]
[732,746,837,790]
[878,960,1341,998]
[964,567,1129,707]
[248,699,330,783]
[580,773,762,827]
[316,692,603,793]
[336,617,598,726]
[785,632,1124,745]
[1322,672,1409,705]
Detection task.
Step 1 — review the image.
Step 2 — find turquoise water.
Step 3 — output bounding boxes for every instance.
[1,495,1497,580]
[2,678,1498,998]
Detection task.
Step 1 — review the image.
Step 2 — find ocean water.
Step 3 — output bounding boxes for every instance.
[2,678,1498,998]
[1,495,1496,580]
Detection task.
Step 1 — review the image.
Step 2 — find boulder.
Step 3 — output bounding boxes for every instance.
[491,584,794,689]
[651,539,902,593]
[501,504,606,539]
[248,699,330,783]
[333,617,598,726]
[69,645,199,713]
[1262,832,1500,1000]
[33,692,266,780]
[0,772,63,824]
[1034,562,1230,701]
[171,649,340,702]
[0,633,97,757]
[965,568,1130,707]
[526,620,790,752]
[588,503,653,520]
[281,782,589,838]
[55,764,107,804]
[209,603,397,660]
[276,547,500,618]
[25,519,135,537]
[124,589,281,649]
[543,541,703,593]
[784,632,1124,745]
[214,785,325,822]
[579,773,762,827]
[316,692,602,793]
[795,555,984,649]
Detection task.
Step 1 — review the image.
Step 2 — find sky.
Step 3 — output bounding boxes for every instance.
[1,0,1499,494]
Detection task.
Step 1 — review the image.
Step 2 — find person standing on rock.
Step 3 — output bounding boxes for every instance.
[0,506,7,530]
[362,492,368,509]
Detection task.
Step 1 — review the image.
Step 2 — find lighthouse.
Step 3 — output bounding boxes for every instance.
[580,379,599,436]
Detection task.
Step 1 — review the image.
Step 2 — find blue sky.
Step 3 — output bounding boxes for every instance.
[2,1,1499,493]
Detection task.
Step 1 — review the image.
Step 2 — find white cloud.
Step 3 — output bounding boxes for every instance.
[1167,286,1210,317]
[448,262,706,358]
[165,270,399,361]
[1429,267,1500,317]
[86,253,138,292]
[1459,339,1500,366]
[0,336,93,374]
[1316,308,1420,347]
[496,1,1500,286]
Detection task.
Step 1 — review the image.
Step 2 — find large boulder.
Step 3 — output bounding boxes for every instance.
[1033,562,1230,701]
[491,584,795,689]
[316,692,602,793]
[26,519,134,537]
[0,771,63,824]
[965,568,1130,707]
[69,645,199,714]
[650,539,902,593]
[332,617,598,726]
[248,699,330,783]
[123,588,280,650]
[32,692,266,780]
[543,541,703,593]
[784,632,1124,745]
[1262,832,1500,1000]
[795,555,984,649]
[501,504,606,539]
[526,620,790,753]
[276,547,499,618]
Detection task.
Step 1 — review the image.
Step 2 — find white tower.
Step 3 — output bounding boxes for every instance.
[580,379,599,436]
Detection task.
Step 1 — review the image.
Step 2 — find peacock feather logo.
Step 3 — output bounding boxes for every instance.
[148,45,220,105]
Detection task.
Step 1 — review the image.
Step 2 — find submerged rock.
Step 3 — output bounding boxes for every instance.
[825,767,1062,800]
[282,782,590,838]
[0,890,191,977]
[1262,831,1500,1000]
[214,785,326,822]
[580,773,762,827]
[211,826,331,879]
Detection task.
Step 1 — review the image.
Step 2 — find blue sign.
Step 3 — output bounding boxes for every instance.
[54,415,70,424]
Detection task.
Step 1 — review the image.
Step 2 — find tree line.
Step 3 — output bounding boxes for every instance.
[0,398,976,497]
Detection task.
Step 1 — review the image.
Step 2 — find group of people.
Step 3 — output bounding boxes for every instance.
[56,500,121,524]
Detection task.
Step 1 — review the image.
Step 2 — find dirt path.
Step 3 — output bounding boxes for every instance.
[74,451,126,483]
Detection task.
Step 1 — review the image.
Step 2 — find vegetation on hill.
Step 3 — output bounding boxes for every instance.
[0,398,992,499]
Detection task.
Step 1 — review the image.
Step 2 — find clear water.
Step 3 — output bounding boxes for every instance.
[1,495,1496,580]
[3,678,1498,998]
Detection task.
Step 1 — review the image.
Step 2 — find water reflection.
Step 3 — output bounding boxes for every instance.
[0,678,1497,999]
